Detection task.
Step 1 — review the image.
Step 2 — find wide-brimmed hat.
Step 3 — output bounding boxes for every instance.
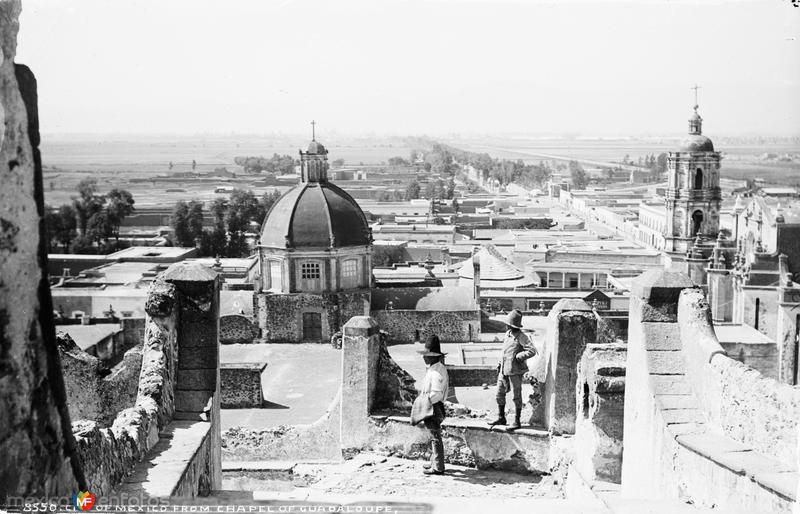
[417,335,447,356]
[503,309,524,329]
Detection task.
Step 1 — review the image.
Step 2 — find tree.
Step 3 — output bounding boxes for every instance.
[199,198,228,257]
[187,201,205,243]
[388,156,410,166]
[226,189,260,257]
[234,154,297,174]
[105,188,135,243]
[171,201,193,247]
[569,160,588,190]
[258,190,283,222]
[86,211,113,247]
[45,204,78,252]
[405,180,421,200]
[655,153,668,179]
[73,178,104,235]
[444,178,456,199]
[331,158,345,167]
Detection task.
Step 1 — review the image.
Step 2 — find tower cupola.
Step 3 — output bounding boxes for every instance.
[300,120,329,183]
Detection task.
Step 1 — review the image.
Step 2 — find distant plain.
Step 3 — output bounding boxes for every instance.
[40,134,800,208]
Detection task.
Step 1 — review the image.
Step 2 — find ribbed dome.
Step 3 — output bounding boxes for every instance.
[307,141,327,154]
[680,134,714,152]
[260,182,370,248]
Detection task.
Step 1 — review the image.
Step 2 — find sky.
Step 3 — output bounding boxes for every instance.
[14,0,800,137]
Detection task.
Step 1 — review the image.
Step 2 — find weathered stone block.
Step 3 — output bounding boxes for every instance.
[660,408,705,425]
[645,351,685,375]
[654,394,699,410]
[178,369,219,391]
[220,363,266,408]
[641,323,682,351]
[649,374,693,395]
[178,347,218,369]
[631,270,695,322]
[175,390,214,413]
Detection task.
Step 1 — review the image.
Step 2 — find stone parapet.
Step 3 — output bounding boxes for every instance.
[367,415,551,474]
[72,265,222,497]
[621,269,798,512]
[544,299,598,435]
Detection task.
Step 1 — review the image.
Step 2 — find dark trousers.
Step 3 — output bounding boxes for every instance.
[496,373,523,405]
[423,401,446,472]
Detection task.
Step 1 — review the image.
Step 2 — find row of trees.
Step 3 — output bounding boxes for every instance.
[45,179,135,253]
[403,177,456,201]
[234,154,297,174]
[169,189,282,257]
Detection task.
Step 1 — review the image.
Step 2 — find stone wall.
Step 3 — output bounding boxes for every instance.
[371,309,480,344]
[72,265,223,497]
[257,291,370,343]
[574,343,626,484]
[678,288,799,462]
[620,270,797,512]
[222,392,342,462]
[0,4,83,494]
[367,415,551,474]
[219,314,258,344]
[58,332,142,427]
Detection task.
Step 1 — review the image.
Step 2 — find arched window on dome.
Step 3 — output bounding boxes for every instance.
[341,259,359,289]
[267,260,282,292]
[694,168,703,190]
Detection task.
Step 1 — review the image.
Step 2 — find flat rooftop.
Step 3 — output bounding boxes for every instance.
[107,246,197,260]
[714,324,775,345]
[56,324,122,351]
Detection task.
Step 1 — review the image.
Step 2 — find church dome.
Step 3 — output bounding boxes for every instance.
[260,181,371,249]
[680,134,714,152]
[307,141,327,154]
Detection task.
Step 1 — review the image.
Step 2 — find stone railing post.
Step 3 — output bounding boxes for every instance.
[341,316,381,458]
[543,299,597,435]
[620,269,693,498]
[162,261,221,490]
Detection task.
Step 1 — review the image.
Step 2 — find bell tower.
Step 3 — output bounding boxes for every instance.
[664,87,722,254]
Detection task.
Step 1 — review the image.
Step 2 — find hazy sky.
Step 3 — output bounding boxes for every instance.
[15,0,800,137]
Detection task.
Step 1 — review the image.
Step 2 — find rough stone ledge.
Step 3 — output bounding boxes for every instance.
[675,432,797,501]
[654,394,700,410]
[375,414,549,437]
[116,420,212,498]
[222,461,296,473]
[221,362,268,371]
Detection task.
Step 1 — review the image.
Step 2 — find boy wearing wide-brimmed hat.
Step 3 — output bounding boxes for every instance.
[489,309,536,429]
[417,335,449,475]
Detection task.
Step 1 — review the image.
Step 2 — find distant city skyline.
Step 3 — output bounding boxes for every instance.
[15,0,800,137]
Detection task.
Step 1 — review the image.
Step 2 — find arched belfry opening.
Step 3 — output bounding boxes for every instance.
[694,168,703,190]
[692,210,704,236]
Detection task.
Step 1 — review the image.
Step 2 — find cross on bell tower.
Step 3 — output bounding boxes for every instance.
[311,120,316,141]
